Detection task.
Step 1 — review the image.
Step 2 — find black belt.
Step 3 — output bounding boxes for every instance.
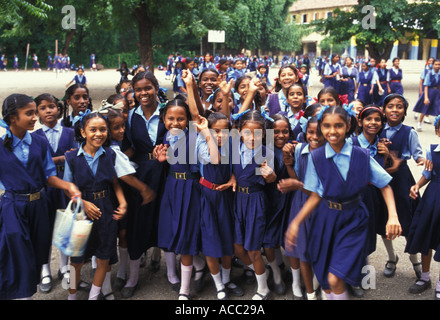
[326,196,361,211]
[430,86,440,90]
[4,188,43,202]
[169,171,200,180]
[237,185,264,194]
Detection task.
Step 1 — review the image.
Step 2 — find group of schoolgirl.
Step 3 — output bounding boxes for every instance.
[321,54,404,108]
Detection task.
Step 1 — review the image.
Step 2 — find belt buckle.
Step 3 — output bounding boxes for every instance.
[328,200,342,211]
[176,172,187,180]
[29,192,41,202]
[148,153,156,161]
[57,165,65,173]
[93,191,105,200]
[239,186,249,194]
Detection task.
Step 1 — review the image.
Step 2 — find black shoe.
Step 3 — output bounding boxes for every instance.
[232,256,244,268]
[113,277,126,291]
[120,284,138,298]
[409,279,431,294]
[193,265,207,293]
[169,281,181,293]
[224,281,244,297]
[216,288,228,300]
[348,285,364,298]
[243,269,256,285]
[384,255,398,278]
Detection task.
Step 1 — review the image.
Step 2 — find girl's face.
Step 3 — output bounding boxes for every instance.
[11,102,38,132]
[237,78,251,101]
[433,61,440,72]
[257,85,268,102]
[352,101,364,116]
[241,121,264,150]
[379,60,387,69]
[393,59,400,68]
[67,87,89,115]
[164,106,188,135]
[234,60,244,70]
[78,69,84,76]
[306,122,325,151]
[199,71,219,97]
[273,120,290,149]
[133,78,158,108]
[220,62,229,72]
[332,55,340,64]
[126,93,135,110]
[428,58,434,66]
[362,63,368,72]
[120,82,132,93]
[260,67,267,74]
[37,99,60,127]
[300,67,307,75]
[345,58,353,67]
[110,116,125,142]
[384,98,405,126]
[187,61,195,71]
[319,93,337,107]
[359,111,383,137]
[210,119,230,147]
[279,67,297,89]
[81,117,108,150]
[213,92,233,113]
[287,86,305,111]
[114,98,129,122]
[320,113,349,149]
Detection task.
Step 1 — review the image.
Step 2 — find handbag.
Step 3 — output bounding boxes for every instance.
[52,198,93,257]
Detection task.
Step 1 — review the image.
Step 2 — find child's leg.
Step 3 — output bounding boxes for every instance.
[89,258,110,300]
[68,262,84,300]
[248,249,270,299]
[288,256,303,298]
[221,255,244,297]
[265,247,285,295]
[179,254,193,300]
[409,250,432,294]
[206,256,226,299]
[116,229,129,285]
[328,272,349,300]
[382,236,398,277]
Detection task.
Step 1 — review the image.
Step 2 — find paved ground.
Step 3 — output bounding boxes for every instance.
[0,63,439,304]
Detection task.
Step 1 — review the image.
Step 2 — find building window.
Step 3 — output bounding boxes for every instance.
[302,14,307,24]
[314,13,318,20]
[327,12,332,18]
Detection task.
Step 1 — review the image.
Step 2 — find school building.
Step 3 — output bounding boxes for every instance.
[288,0,439,61]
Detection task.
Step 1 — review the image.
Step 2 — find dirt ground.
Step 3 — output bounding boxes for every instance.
[0,65,439,304]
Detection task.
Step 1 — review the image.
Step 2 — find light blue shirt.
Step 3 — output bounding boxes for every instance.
[422,145,440,180]
[0,132,57,190]
[286,108,308,132]
[386,67,401,81]
[348,133,379,158]
[127,105,160,149]
[323,63,341,76]
[294,143,310,178]
[42,122,62,152]
[423,69,440,86]
[303,142,392,197]
[110,143,136,178]
[383,123,423,161]
[356,70,375,84]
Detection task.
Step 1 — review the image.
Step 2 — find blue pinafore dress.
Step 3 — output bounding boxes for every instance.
[157,130,202,255]
[124,108,168,260]
[405,145,440,262]
[389,68,403,95]
[65,146,119,264]
[379,125,418,237]
[374,68,389,106]
[0,135,52,299]
[413,72,440,116]
[307,145,370,290]
[339,67,357,102]
[199,143,235,258]
[323,64,340,93]
[357,70,374,105]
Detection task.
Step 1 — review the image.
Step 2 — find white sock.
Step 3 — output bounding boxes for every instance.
[88,284,101,300]
[101,271,114,299]
[125,258,140,288]
[193,255,206,281]
[221,266,232,285]
[324,291,333,300]
[269,260,282,284]
[436,278,440,292]
[275,248,284,266]
[165,252,180,284]
[382,238,396,262]
[291,267,302,297]
[312,273,320,291]
[92,256,97,269]
[117,247,129,280]
[67,292,77,300]
[255,271,269,294]
[417,271,430,284]
[332,290,350,300]
[179,263,193,296]
[41,263,51,284]
[307,291,317,300]
[211,272,225,291]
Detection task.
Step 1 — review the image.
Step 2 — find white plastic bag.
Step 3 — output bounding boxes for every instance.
[52,198,93,257]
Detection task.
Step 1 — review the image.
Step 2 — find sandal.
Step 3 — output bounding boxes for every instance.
[216,288,227,300]
[99,291,115,300]
[408,279,431,294]
[224,281,244,297]
[412,262,422,279]
[39,275,53,294]
[193,266,207,293]
[252,291,272,301]
[178,293,191,300]
[384,255,398,278]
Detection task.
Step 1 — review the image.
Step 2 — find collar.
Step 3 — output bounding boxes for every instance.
[240,142,263,155]
[42,122,61,132]
[12,131,32,147]
[434,145,440,153]
[384,122,403,131]
[325,141,352,159]
[358,132,378,147]
[301,143,310,155]
[77,144,106,158]
[135,103,160,119]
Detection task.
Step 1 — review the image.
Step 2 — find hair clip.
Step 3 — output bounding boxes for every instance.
[159,102,168,110]
[316,105,330,121]
[0,119,12,138]
[231,109,250,121]
[72,109,91,126]
[434,115,440,127]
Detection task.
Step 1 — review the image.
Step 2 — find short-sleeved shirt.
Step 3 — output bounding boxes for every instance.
[422,144,440,180]
[383,123,423,161]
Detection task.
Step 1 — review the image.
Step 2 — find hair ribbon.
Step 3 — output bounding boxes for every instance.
[316,105,330,121]
[231,109,250,121]
[72,109,91,126]
[0,119,12,138]
[434,115,440,127]
[261,107,274,122]
[343,103,357,118]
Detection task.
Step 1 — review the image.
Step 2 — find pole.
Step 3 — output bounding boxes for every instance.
[24,43,30,71]
[55,40,58,78]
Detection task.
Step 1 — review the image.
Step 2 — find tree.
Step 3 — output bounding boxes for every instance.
[312,0,440,61]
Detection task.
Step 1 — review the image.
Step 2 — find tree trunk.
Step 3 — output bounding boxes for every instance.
[134,3,154,73]
[63,29,75,55]
[366,41,394,62]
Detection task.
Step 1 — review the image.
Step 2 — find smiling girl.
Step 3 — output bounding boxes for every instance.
[62,84,92,128]
[285,106,401,300]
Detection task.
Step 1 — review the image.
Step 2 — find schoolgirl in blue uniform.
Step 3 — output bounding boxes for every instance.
[198,68,220,110]
[285,106,402,300]
[266,65,302,117]
[379,93,425,279]
[413,59,440,132]
[61,84,92,128]
[32,53,41,71]
[284,115,325,300]
[66,67,87,88]
[64,111,127,300]
[231,110,277,300]
[0,94,80,300]
[323,54,341,93]
[154,98,203,300]
[262,114,293,296]
[373,59,389,106]
[405,116,440,300]
[194,111,244,300]
[339,57,358,102]
[355,61,375,105]
[227,58,246,83]
[387,57,404,95]
[13,55,19,71]
[279,83,308,140]
[418,57,434,97]
[121,71,169,298]
[32,93,76,293]
[47,54,53,71]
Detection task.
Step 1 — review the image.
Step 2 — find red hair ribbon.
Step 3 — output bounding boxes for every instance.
[295,110,305,120]
[339,94,349,105]
[297,71,304,79]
